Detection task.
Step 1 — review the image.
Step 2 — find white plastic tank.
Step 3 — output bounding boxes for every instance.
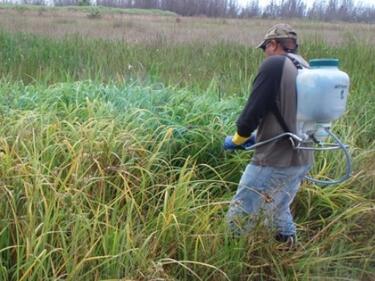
[296,58,350,140]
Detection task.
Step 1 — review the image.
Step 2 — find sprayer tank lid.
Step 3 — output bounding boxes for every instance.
[309,58,339,67]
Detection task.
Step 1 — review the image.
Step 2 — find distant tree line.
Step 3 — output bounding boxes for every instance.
[5,0,375,23]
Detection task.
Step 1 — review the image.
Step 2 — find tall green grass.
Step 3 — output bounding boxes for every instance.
[0,30,262,94]
[1,30,374,97]
[0,80,374,280]
[0,29,374,280]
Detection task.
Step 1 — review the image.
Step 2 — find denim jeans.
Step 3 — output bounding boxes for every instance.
[226,163,311,236]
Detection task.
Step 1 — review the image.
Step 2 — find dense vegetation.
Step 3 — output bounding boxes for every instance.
[0,14,374,281]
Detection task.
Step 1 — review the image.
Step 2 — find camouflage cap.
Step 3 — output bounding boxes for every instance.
[257,23,297,49]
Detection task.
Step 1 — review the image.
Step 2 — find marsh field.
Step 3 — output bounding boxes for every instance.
[0,5,374,281]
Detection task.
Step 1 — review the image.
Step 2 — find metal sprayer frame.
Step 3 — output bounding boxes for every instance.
[243,128,352,186]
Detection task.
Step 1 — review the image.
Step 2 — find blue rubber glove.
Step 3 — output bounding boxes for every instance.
[223,134,256,151]
[223,136,238,151]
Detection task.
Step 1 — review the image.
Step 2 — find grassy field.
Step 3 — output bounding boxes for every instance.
[0,5,374,281]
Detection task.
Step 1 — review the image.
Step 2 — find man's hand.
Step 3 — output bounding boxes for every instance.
[223,136,238,151]
[223,134,256,151]
[241,134,256,149]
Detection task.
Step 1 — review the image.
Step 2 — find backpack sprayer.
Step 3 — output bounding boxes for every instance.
[242,58,351,186]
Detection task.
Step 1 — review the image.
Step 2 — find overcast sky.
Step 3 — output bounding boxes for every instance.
[237,0,375,8]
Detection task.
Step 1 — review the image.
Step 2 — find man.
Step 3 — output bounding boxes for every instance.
[224,23,313,247]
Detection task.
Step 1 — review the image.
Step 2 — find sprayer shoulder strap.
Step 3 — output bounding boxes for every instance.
[270,54,306,133]
[284,54,304,70]
[272,103,291,133]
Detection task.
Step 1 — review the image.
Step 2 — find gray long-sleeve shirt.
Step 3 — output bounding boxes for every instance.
[236,54,313,167]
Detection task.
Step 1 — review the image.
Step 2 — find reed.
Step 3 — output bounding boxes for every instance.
[0,78,373,280]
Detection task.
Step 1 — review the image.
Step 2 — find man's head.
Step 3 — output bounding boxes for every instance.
[257,23,298,57]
